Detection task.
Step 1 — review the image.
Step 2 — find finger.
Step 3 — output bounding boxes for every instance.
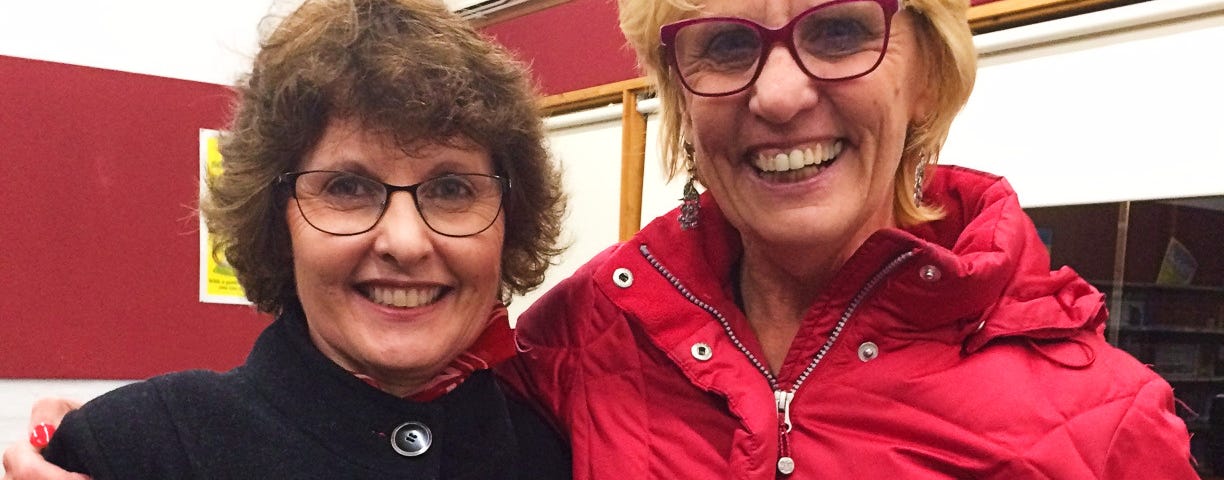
[27,399,82,431]
[3,441,92,480]
[27,425,54,450]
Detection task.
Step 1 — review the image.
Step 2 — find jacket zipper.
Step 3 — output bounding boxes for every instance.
[639,244,916,476]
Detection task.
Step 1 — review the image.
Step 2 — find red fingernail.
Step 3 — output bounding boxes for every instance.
[29,423,56,448]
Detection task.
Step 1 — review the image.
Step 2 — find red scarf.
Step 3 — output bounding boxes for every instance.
[352,304,516,401]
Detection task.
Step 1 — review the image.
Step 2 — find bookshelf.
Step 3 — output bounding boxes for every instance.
[1027,196,1224,476]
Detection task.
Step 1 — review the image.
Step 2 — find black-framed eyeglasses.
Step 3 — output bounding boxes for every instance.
[277,170,509,237]
[660,0,900,97]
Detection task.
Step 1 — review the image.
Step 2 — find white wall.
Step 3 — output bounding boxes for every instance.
[942,0,1224,207]
[0,0,303,85]
[508,105,627,320]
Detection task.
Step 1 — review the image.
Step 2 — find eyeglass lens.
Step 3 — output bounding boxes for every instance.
[670,0,889,96]
[290,171,505,237]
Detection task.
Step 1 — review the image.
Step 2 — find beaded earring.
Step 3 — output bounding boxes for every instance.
[678,142,700,230]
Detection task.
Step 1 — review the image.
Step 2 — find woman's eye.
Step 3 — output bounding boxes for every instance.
[323,175,377,198]
[800,18,874,56]
[701,27,760,66]
[423,176,477,201]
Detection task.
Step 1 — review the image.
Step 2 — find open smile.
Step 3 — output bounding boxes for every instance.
[360,285,446,308]
[750,140,844,181]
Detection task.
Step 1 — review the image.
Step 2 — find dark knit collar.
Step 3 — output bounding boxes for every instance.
[237,309,520,478]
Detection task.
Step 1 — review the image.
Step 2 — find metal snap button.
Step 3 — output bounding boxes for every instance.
[777,456,796,474]
[919,265,942,282]
[857,341,879,362]
[691,342,713,361]
[612,267,633,288]
[390,421,432,457]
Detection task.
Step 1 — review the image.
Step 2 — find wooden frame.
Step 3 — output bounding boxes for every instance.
[539,77,653,241]
[467,0,575,28]
[478,0,1133,33]
[531,0,1132,241]
[967,0,1134,33]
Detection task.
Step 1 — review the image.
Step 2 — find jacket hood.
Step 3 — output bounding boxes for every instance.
[905,166,1107,354]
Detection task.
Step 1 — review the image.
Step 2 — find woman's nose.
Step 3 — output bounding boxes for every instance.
[748,45,819,124]
[371,191,434,265]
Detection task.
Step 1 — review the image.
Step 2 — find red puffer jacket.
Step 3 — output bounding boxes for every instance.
[500,166,1195,479]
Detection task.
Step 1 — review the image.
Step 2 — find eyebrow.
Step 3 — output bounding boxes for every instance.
[304,159,498,185]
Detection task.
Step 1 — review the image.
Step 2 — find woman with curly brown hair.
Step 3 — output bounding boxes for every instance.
[4,0,569,478]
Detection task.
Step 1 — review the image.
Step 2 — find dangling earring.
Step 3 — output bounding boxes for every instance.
[912,159,927,207]
[678,142,700,230]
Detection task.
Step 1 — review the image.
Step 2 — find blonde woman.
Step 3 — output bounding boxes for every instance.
[501,0,1196,477]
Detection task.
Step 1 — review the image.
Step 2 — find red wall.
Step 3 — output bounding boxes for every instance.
[482,0,639,95]
[0,2,635,380]
[482,0,1003,95]
[0,55,267,378]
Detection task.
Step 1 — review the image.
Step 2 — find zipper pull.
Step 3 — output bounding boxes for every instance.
[774,390,796,475]
[774,390,794,432]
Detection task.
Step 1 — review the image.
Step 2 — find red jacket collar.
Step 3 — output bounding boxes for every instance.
[599,165,1105,356]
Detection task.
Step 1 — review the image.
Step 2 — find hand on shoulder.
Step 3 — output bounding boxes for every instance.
[2,398,90,480]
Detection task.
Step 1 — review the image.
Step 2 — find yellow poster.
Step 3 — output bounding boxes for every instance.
[199,129,249,305]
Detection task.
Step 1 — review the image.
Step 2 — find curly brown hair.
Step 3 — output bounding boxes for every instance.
[200,0,566,314]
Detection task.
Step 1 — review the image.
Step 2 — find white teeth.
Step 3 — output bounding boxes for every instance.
[367,286,442,308]
[753,140,843,173]
[788,150,804,170]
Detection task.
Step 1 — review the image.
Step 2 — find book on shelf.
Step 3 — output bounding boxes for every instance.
[1157,237,1198,286]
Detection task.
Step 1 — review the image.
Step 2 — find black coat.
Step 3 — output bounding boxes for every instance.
[43,309,571,479]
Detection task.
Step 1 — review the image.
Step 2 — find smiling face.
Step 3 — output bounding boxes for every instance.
[682,0,929,267]
[286,118,504,396]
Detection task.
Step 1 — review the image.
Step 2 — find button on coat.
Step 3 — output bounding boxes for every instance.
[390,421,432,457]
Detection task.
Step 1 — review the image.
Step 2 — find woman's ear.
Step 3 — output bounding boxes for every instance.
[904,11,939,124]
[914,87,934,124]
[678,87,694,133]
[910,54,938,124]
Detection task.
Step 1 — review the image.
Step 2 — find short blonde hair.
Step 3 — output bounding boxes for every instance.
[617,0,976,226]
